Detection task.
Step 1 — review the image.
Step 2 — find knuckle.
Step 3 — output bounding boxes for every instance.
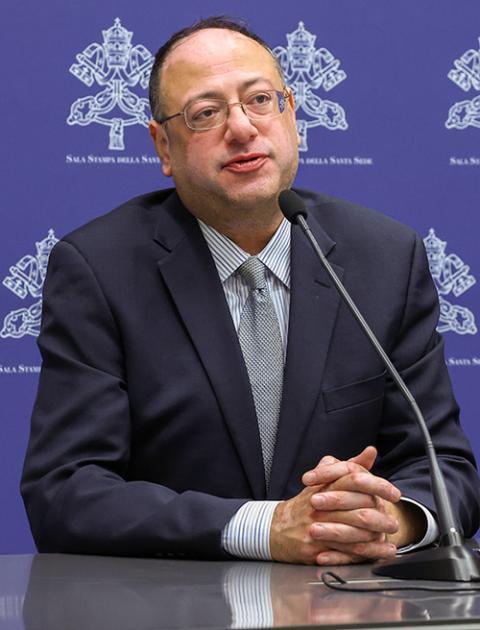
[303,530,314,544]
[327,492,341,509]
[300,542,317,562]
[351,542,372,556]
[356,508,372,528]
[329,524,342,540]
[350,471,364,485]
[357,529,376,543]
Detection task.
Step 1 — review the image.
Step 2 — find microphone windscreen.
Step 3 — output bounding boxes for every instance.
[278,189,308,224]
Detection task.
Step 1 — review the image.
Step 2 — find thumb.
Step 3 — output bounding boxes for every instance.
[348,445,377,471]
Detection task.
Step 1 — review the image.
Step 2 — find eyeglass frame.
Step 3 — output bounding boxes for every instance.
[154,87,293,131]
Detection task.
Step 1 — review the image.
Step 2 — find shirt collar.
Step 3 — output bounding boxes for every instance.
[198,218,291,289]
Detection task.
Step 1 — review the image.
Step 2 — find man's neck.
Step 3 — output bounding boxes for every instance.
[215,217,284,254]
[189,206,284,254]
[176,187,286,254]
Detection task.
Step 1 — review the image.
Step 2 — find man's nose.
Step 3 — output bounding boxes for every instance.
[223,103,259,144]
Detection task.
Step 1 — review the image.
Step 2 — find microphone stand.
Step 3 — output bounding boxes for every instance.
[286,197,480,582]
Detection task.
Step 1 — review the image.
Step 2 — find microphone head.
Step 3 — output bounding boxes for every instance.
[278,189,308,224]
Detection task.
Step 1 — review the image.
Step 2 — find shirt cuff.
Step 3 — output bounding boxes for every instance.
[397,496,439,553]
[222,501,279,559]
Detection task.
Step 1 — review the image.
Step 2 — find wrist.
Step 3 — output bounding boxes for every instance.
[385,500,427,547]
[269,500,288,561]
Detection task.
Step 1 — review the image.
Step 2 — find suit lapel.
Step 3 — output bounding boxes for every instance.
[268,214,344,498]
[153,193,266,499]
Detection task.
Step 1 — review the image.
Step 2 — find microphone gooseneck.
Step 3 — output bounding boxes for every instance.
[278,188,480,582]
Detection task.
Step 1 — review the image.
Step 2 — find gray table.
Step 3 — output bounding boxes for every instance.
[2,553,480,629]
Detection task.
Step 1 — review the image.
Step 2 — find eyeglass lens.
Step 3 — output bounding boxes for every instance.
[185,90,286,130]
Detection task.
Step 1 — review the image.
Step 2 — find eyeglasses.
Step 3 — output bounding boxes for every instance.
[156,89,291,131]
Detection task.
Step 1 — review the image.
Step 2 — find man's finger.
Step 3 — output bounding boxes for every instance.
[325,471,401,503]
[302,460,370,487]
[324,539,397,560]
[311,490,377,511]
[348,445,377,471]
[302,446,377,486]
[313,507,399,534]
[310,521,382,544]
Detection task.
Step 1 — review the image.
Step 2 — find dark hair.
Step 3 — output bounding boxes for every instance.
[148,15,282,120]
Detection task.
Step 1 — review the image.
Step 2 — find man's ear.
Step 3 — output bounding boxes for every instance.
[148,120,172,177]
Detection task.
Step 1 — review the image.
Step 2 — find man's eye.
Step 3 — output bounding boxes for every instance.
[249,92,272,106]
[192,106,220,121]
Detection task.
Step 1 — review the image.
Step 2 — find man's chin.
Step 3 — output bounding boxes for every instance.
[218,178,283,209]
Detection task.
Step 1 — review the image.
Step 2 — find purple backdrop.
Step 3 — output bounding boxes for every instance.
[1,0,479,552]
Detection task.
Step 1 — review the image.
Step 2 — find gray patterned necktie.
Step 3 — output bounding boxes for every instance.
[237,257,284,485]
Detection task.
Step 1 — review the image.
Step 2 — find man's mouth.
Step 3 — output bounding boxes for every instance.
[223,153,268,173]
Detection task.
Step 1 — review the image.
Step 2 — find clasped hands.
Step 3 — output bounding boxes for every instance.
[270,446,416,565]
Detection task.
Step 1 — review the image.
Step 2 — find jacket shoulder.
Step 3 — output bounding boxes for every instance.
[294,188,418,251]
[60,188,176,253]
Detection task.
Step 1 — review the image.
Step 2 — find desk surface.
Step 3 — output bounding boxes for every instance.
[2,554,480,630]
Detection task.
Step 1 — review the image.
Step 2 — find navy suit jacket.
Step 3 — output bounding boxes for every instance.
[21,188,480,557]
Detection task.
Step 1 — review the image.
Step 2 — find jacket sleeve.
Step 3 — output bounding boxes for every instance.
[21,240,246,557]
[374,233,480,537]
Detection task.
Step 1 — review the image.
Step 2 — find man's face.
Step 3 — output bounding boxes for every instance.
[149,29,300,218]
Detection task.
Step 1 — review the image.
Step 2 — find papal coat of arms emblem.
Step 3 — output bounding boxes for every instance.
[445,37,480,130]
[273,22,348,151]
[1,230,58,339]
[424,229,477,335]
[67,18,154,150]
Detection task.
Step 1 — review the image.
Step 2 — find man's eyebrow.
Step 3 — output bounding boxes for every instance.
[186,78,276,103]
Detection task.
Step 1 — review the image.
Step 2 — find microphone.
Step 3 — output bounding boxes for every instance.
[278,188,480,582]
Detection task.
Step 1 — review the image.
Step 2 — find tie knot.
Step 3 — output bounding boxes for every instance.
[238,257,266,290]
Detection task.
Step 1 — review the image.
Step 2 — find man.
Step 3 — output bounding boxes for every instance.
[21,17,479,565]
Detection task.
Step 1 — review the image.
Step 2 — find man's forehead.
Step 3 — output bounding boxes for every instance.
[163,28,276,76]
